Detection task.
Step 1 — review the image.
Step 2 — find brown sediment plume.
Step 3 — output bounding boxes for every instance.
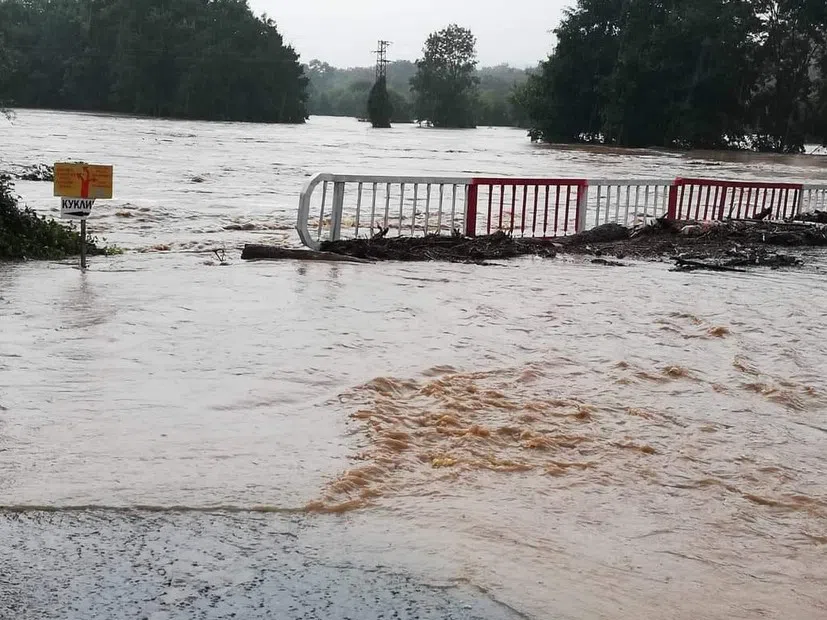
[743,382,808,412]
[707,326,730,337]
[306,364,611,512]
[612,442,658,455]
[663,365,693,379]
[307,357,825,522]
[733,355,761,375]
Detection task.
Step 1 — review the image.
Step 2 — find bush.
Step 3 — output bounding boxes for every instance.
[0,174,115,260]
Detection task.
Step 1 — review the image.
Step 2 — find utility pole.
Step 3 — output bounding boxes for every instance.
[374,40,390,81]
[368,40,393,128]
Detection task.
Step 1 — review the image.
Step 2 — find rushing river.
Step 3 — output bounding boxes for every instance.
[1,110,826,619]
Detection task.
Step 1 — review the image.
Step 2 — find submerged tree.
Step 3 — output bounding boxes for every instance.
[0,0,309,123]
[410,24,479,128]
[520,0,827,151]
[367,76,393,128]
[749,0,827,153]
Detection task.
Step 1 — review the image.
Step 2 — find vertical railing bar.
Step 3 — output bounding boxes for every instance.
[555,184,562,233]
[703,186,713,220]
[634,185,641,221]
[693,184,704,220]
[411,183,418,235]
[532,185,539,235]
[519,185,527,236]
[451,184,458,232]
[510,185,517,234]
[543,185,550,235]
[685,185,695,220]
[564,184,572,234]
[596,185,603,226]
[384,183,391,228]
[624,185,631,226]
[604,185,611,224]
[486,185,493,235]
[726,185,735,219]
[317,181,329,238]
[437,184,444,233]
[398,183,406,236]
[355,182,363,237]
[498,184,505,231]
[652,185,658,219]
[424,184,432,235]
[369,182,378,232]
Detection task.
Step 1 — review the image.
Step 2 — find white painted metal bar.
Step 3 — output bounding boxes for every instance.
[369,182,377,230]
[424,184,432,235]
[317,180,328,239]
[355,182,363,237]
[398,183,406,237]
[451,185,458,231]
[383,183,391,229]
[411,183,418,235]
[437,185,444,232]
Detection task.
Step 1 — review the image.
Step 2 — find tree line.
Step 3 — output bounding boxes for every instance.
[304,57,531,127]
[519,0,827,152]
[2,0,825,153]
[0,0,308,123]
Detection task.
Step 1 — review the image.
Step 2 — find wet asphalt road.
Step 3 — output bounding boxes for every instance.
[0,510,525,620]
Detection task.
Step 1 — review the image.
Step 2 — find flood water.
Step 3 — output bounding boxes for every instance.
[1,110,826,619]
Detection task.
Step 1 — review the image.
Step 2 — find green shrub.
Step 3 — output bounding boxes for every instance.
[0,174,117,260]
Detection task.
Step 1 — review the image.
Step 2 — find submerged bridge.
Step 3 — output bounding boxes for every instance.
[296,174,827,250]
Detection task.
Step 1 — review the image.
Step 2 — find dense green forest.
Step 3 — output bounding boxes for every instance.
[304,59,532,127]
[519,0,827,152]
[0,0,308,123]
[2,0,825,150]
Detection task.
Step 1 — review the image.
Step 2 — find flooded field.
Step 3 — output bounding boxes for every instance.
[1,110,826,619]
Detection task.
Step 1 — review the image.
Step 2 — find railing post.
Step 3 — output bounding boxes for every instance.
[296,173,327,250]
[792,185,803,217]
[576,183,589,233]
[465,183,478,237]
[330,181,345,241]
[667,180,679,219]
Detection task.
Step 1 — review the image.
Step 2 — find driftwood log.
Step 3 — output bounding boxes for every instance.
[241,244,371,263]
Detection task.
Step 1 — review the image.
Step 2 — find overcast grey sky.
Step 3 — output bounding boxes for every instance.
[249,0,570,68]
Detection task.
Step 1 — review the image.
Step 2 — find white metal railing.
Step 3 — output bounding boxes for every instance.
[296,174,827,249]
[584,180,673,229]
[296,173,469,250]
[801,185,827,213]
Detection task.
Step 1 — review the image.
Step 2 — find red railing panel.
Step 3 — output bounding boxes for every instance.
[668,178,803,221]
[467,178,588,238]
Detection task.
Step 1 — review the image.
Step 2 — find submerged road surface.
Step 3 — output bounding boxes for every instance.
[2,510,524,620]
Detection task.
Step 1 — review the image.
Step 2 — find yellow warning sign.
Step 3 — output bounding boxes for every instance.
[53,163,113,199]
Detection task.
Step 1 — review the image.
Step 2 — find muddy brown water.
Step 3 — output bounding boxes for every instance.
[1,110,826,619]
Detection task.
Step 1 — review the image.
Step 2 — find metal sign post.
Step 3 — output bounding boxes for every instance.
[53,163,113,270]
